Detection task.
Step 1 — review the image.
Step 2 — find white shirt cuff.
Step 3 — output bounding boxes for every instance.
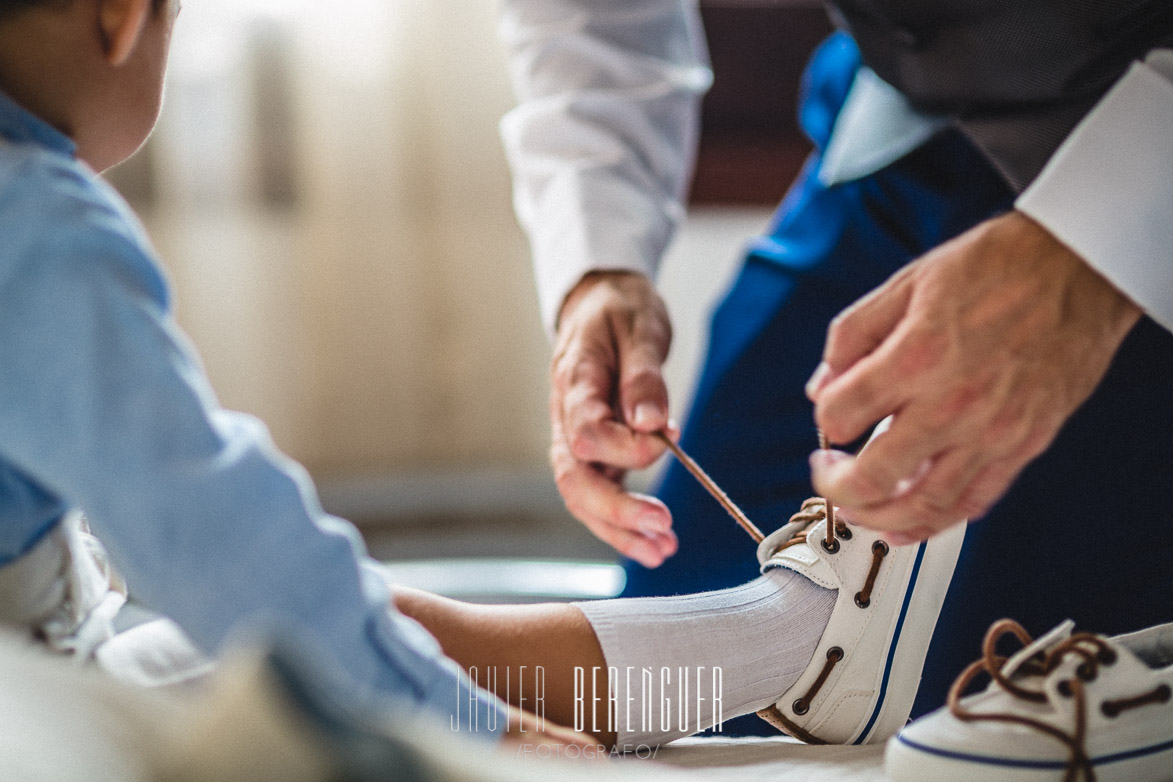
[1016,53,1173,333]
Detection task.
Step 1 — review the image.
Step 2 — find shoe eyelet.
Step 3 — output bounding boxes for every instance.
[1057,680,1073,698]
[1076,663,1097,683]
[792,698,810,716]
[854,592,870,609]
[1100,701,1120,718]
[822,538,840,554]
[1097,649,1117,666]
[836,526,853,540]
[872,540,890,555]
[827,646,844,662]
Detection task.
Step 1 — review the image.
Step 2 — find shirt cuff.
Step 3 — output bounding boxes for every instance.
[519,173,663,334]
[372,606,510,742]
[1016,54,1173,333]
[533,239,658,338]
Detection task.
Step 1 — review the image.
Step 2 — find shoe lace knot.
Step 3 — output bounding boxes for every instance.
[770,497,852,555]
[949,619,1171,782]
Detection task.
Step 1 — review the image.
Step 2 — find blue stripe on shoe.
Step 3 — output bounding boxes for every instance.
[895,733,1173,769]
[853,540,928,745]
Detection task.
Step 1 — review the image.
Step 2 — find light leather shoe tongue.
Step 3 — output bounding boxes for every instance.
[1002,620,1076,678]
[757,521,807,566]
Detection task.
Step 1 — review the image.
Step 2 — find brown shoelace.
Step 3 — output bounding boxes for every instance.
[792,645,845,716]
[762,494,887,720]
[818,430,837,550]
[655,431,764,542]
[768,496,888,609]
[948,619,1173,782]
[770,496,851,554]
[655,429,844,549]
[659,430,893,734]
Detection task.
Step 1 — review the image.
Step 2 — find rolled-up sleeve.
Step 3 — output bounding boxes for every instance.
[498,0,712,332]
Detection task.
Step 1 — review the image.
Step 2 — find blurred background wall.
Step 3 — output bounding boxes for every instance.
[105,0,829,568]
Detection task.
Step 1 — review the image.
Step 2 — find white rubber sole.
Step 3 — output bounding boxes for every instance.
[886,732,1173,782]
[853,521,966,744]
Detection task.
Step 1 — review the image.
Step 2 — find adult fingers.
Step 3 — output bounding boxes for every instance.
[810,400,949,507]
[820,468,962,534]
[808,267,915,401]
[548,272,679,561]
[823,419,1051,535]
[551,437,675,566]
[814,315,952,445]
[561,473,675,566]
[893,446,988,517]
[562,385,667,468]
[815,212,1143,536]
[950,426,1053,520]
[815,394,1014,511]
[821,450,979,534]
[888,407,1034,518]
[552,279,671,470]
[615,307,671,433]
[882,526,939,546]
[553,338,665,470]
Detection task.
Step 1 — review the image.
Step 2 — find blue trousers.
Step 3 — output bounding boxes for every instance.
[624,34,1173,729]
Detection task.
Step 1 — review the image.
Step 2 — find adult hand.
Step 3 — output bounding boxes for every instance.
[807,211,1142,542]
[550,271,679,567]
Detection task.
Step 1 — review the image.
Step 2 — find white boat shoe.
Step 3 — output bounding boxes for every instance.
[886,618,1173,782]
[754,498,966,745]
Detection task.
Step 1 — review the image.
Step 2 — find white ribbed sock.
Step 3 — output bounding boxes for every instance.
[574,569,834,747]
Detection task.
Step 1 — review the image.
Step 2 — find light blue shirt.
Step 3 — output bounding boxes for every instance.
[0,90,505,735]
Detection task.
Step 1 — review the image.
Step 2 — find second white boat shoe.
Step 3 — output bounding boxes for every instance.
[754,500,966,745]
[886,618,1173,782]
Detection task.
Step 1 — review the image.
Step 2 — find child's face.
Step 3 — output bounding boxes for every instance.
[87,0,181,171]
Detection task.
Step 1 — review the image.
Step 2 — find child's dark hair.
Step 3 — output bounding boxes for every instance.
[0,0,70,14]
[0,0,62,11]
[0,0,164,17]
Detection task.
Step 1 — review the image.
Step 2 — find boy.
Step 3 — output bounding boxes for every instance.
[0,0,963,755]
[0,0,535,745]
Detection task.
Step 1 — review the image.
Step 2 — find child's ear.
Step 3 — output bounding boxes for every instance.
[98,0,153,66]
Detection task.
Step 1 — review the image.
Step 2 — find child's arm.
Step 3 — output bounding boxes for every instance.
[0,188,505,735]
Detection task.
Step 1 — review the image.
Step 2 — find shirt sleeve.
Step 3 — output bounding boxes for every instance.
[1015,49,1173,333]
[498,0,712,332]
[0,213,506,737]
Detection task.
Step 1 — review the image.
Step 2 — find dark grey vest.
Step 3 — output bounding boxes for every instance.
[828,0,1173,189]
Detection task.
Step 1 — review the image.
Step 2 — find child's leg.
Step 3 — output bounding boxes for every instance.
[393,567,834,749]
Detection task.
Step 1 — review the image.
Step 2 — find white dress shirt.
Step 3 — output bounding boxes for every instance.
[499,0,1173,334]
